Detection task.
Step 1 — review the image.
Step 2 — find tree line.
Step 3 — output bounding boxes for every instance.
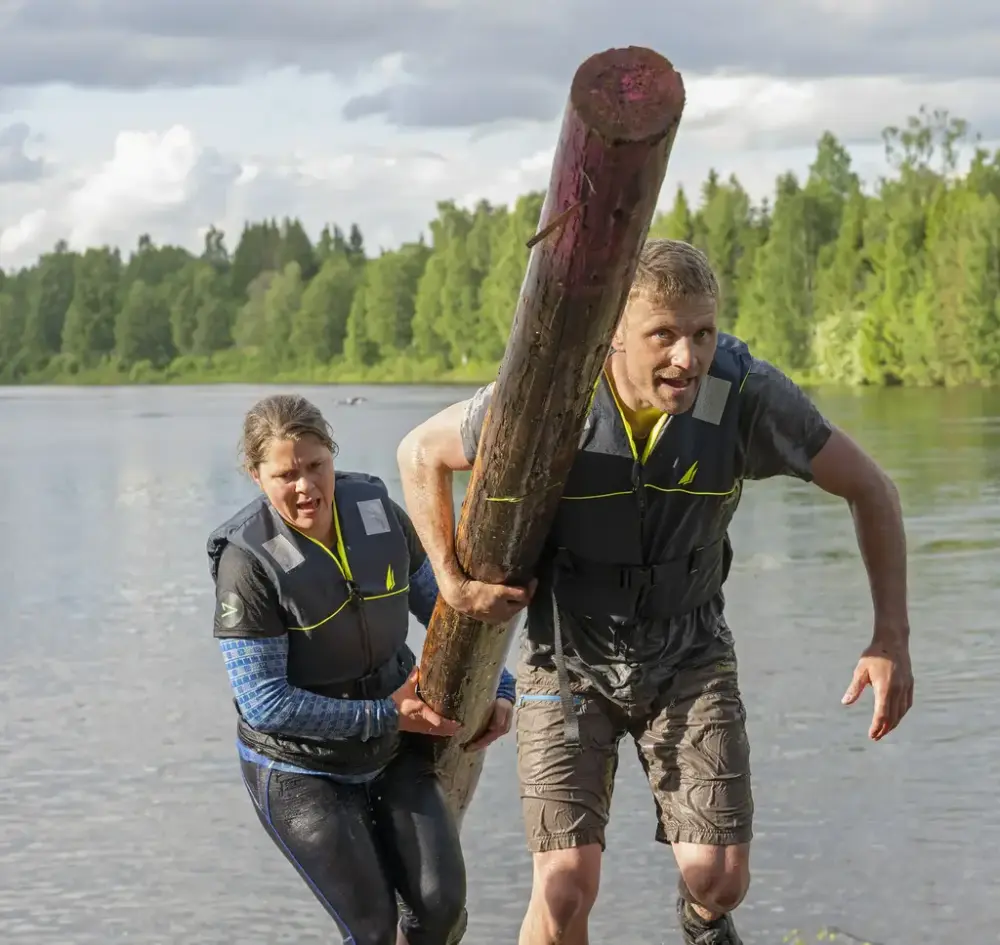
[1,107,998,387]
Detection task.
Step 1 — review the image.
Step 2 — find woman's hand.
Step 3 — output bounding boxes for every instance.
[464,697,514,751]
[390,669,461,737]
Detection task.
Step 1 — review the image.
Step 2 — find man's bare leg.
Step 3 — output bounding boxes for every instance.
[518,846,602,945]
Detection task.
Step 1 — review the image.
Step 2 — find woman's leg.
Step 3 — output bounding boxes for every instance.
[371,736,468,945]
[240,756,398,945]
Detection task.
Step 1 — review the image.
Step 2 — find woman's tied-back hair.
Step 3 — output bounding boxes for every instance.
[239,394,338,475]
[629,238,719,307]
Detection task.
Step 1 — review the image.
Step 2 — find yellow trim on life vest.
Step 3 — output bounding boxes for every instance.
[482,365,748,505]
[284,504,409,631]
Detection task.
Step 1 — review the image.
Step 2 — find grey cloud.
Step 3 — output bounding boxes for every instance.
[1,0,448,87]
[1,0,999,129]
[342,80,561,127]
[0,122,47,183]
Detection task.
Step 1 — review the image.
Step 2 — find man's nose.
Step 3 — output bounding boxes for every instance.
[671,337,694,371]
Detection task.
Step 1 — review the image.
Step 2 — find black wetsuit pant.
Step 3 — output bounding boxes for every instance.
[239,735,467,945]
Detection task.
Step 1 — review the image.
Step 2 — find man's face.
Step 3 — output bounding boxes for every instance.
[613,293,718,414]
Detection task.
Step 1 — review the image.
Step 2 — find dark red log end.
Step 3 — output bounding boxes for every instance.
[571,46,685,143]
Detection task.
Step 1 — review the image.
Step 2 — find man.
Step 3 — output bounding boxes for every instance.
[396,239,913,945]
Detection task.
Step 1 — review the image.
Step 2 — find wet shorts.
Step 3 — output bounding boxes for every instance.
[515,654,754,853]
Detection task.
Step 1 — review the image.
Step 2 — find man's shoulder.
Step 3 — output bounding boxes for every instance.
[739,355,811,405]
[463,382,494,423]
[716,332,752,359]
[732,354,833,478]
[459,383,495,464]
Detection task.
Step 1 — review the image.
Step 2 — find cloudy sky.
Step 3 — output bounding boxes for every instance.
[1,0,999,270]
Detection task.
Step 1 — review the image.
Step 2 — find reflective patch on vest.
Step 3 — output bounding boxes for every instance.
[691,375,731,425]
[262,533,305,572]
[218,591,244,629]
[357,497,390,535]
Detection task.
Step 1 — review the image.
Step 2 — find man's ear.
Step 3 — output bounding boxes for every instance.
[611,309,628,350]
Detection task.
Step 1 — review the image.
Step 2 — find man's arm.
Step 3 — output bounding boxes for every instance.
[810,427,913,741]
[395,398,476,603]
[396,386,531,623]
[739,359,913,740]
[809,430,909,644]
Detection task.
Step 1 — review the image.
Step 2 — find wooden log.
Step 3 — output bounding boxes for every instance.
[416,45,686,824]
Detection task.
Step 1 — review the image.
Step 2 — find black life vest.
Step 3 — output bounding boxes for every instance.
[545,333,753,621]
[207,471,414,775]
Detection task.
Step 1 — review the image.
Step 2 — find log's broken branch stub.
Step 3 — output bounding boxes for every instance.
[416,45,686,824]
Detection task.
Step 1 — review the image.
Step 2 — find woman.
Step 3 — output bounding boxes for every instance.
[207,393,517,945]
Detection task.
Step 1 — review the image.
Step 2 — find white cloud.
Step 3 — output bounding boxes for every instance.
[2,69,999,272]
[65,126,227,245]
[685,75,1000,150]
[0,209,47,260]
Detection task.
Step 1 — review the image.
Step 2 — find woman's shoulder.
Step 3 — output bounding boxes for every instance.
[216,541,273,596]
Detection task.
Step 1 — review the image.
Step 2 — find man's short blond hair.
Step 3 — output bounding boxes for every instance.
[629,238,719,306]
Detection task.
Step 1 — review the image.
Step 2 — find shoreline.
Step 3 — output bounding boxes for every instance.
[3,366,996,391]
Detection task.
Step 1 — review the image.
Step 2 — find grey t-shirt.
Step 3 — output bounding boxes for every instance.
[459,357,834,708]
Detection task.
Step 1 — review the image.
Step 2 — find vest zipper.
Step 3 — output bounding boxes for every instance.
[631,459,646,519]
[346,580,374,674]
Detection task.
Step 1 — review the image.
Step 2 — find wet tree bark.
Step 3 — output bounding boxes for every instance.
[416,45,687,826]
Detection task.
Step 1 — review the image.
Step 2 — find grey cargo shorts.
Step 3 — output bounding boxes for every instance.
[514,653,754,853]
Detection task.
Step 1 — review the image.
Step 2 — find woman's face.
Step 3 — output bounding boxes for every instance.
[251,434,335,541]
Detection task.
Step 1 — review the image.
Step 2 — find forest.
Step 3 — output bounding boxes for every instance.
[0,107,998,388]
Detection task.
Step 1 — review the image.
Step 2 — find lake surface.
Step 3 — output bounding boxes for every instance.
[1,382,998,944]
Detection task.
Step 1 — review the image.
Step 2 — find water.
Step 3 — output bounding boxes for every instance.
[1,382,998,944]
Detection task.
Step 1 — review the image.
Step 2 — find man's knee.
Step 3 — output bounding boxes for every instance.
[531,846,602,930]
[675,842,751,914]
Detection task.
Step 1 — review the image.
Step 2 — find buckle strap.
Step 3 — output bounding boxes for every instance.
[555,539,723,589]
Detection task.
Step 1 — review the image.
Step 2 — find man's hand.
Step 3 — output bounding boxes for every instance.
[465,698,514,752]
[842,641,914,740]
[391,669,461,737]
[441,572,537,624]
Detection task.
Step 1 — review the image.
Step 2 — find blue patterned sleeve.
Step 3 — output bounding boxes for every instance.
[496,667,516,703]
[408,557,517,703]
[408,557,439,628]
[211,544,397,741]
[219,636,398,740]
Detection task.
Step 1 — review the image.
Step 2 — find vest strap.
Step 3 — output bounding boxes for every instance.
[313,645,416,701]
[550,539,726,619]
[554,539,722,585]
[549,586,582,754]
